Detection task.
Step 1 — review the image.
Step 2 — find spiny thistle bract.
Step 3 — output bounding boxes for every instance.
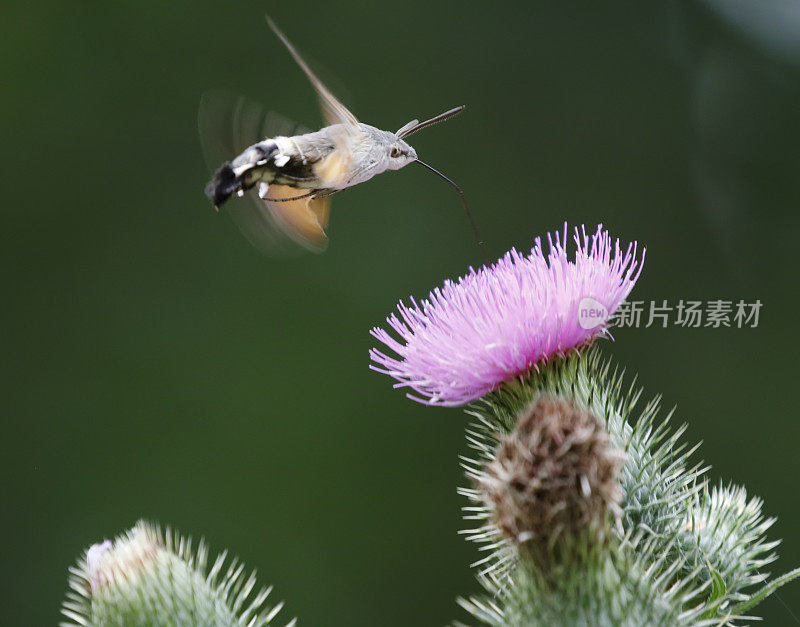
[458,349,799,624]
[458,532,713,627]
[478,396,624,571]
[676,485,781,614]
[61,521,293,627]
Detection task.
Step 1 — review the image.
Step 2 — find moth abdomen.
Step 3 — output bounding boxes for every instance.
[204,162,238,206]
[205,142,281,207]
[204,135,335,207]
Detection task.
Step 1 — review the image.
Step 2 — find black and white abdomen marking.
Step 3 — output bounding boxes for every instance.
[204,132,337,207]
[204,142,276,206]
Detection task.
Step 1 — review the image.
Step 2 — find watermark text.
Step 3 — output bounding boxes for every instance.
[609,300,762,329]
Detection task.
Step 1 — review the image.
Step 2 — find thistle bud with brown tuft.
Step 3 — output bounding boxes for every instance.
[479,395,624,568]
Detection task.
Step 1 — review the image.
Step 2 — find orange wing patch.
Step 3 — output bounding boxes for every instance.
[262,184,330,252]
[313,149,351,189]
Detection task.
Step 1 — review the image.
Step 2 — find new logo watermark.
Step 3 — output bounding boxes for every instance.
[578,297,609,330]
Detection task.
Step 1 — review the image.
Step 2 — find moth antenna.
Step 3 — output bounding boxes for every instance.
[415,159,488,263]
[397,105,465,139]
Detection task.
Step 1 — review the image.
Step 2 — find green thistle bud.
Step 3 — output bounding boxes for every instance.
[459,352,800,624]
[61,521,292,627]
[676,484,779,616]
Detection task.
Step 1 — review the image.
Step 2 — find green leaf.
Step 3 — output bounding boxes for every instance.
[700,566,726,619]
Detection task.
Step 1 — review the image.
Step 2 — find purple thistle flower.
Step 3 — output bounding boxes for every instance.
[369,224,644,406]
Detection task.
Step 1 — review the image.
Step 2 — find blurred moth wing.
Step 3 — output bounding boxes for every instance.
[266,16,360,191]
[257,183,330,252]
[266,16,359,130]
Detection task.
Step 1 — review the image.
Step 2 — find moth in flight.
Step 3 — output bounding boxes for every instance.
[200,16,482,255]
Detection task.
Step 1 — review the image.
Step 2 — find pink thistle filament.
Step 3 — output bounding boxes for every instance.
[369,224,644,406]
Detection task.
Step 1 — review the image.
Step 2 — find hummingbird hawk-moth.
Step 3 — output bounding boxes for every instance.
[200,16,482,255]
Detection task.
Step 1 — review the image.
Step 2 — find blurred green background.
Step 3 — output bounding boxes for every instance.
[3,1,800,624]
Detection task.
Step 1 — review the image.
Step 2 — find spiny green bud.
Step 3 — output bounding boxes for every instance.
[460,352,800,622]
[677,484,778,615]
[61,521,292,627]
[478,396,624,566]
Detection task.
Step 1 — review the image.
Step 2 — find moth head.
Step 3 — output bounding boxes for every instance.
[387,139,417,169]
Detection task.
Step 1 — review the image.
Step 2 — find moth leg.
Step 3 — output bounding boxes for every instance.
[311,188,344,200]
[260,189,316,203]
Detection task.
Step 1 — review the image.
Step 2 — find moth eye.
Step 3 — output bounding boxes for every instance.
[391,147,402,158]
